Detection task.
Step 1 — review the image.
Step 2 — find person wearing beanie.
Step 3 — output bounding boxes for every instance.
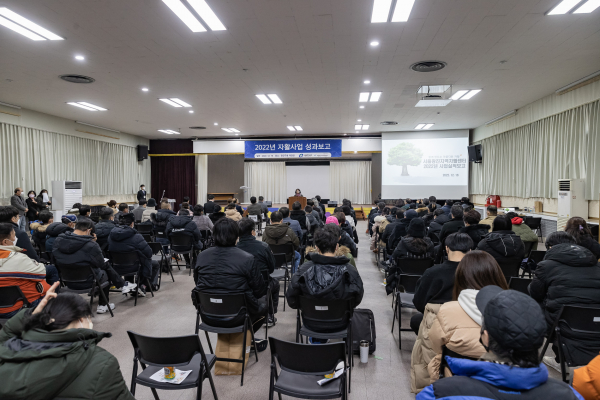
[326,215,339,225]
[417,286,583,400]
[141,198,156,223]
[45,215,76,253]
[388,208,419,254]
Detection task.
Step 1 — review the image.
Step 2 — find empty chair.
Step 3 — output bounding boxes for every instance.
[508,277,533,295]
[55,263,113,317]
[148,241,174,286]
[135,223,153,235]
[268,243,295,311]
[169,232,198,275]
[392,274,421,349]
[521,250,546,278]
[127,331,217,400]
[496,258,522,281]
[109,251,154,306]
[268,337,348,400]
[524,217,542,241]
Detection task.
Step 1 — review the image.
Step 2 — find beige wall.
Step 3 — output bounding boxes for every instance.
[470,194,599,219]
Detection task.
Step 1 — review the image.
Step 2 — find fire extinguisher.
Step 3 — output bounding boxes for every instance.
[486,196,491,206]
[496,198,502,208]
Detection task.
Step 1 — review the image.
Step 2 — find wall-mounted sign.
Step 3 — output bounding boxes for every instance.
[244,139,342,158]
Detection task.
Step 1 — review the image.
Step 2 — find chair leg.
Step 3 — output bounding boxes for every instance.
[398,299,402,350]
[197,366,203,400]
[241,327,247,387]
[391,293,397,333]
[556,332,568,383]
[97,283,114,318]
[249,324,259,362]
[167,257,175,282]
[146,278,155,297]
[206,363,218,400]
[205,331,214,354]
[150,388,160,400]
[133,275,139,307]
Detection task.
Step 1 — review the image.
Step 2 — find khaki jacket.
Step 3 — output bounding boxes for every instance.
[410,303,442,393]
[427,301,486,382]
[225,209,242,221]
[480,215,496,231]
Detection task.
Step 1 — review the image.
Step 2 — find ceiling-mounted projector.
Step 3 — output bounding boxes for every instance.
[415,94,452,107]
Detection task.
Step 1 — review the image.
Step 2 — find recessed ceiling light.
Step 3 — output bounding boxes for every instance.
[75,55,85,61]
[359,105,365,109]
[159,98,182,107]
[189,110,194,113]
[415,99,452,107]
[364,80,371,84]
[369,92,382,102]
[362,124,370,130]
[221,128,232,133]
[287,126,296,131]
[344,133,347,135]
[371,0,392,22]
[294,126,303,131]
[449,90,469,100]
[158,129,173,134]
[162,0,206,32]
[359,92,370,102]
[460,89,481,100]
[141,88,149,92]
[547,0,581,14]
[255,94,272,104]
[167,129,180,134]
[67,102,107,111]
[423,123,434,129]
[0,8,64,40]
[357,119,362,122]
[574,0,600,13]
[187,0,226,31]
[391,0,416,22]
[170,98,192,107]
[267,94,282,104]
[354,124,362,130]
[370,41,379,46]
[214,122,218,125]
[354,124,370,130]
[415,124,426,129]
[229,128,240,133]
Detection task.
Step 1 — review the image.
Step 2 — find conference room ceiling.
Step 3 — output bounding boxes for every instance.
[0,0,599,140]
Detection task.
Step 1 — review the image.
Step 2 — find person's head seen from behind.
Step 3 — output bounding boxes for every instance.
[445,232,473,262]
[213,218,239,247]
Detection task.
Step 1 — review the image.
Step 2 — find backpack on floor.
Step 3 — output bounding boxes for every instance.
[351,308,376,355]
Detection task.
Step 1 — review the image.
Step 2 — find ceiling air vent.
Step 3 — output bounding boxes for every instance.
[410,61,447,72]
[380,121,398,125]
[189,126,206,130]
[59,74,95,84]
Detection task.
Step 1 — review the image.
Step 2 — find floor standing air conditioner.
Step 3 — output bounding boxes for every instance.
[51,180,83,222]
[557,179,587,231]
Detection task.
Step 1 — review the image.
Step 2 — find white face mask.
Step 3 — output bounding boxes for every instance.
[79,317,93,330]
[29,194,35,198]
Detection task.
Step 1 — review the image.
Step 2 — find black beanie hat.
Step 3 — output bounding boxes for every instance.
[407,218,426,238]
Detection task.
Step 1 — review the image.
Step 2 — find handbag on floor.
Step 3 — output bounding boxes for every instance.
[351,308,376,355]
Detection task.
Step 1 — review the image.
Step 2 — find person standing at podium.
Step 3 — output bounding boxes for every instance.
[294,188,302,197]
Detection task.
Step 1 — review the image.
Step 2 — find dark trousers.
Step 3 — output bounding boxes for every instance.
[410,312,424,335]
[269,277,280,315]
[45,264,60,285]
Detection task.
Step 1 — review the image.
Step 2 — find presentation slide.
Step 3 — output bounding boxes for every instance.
[381,130,469,199]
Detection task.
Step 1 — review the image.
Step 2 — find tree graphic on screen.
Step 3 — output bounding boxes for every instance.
[387,142,423,176]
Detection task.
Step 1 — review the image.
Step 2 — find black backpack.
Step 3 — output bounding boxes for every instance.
[351,308,376,355]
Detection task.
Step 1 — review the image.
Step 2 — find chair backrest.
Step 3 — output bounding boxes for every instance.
[396,257,434,275]
[529,250,546,264]
[439,345,478,379]
[169,231,194,251]
[193,290,247,318]
[558,305,600,333]
[524,217,542,230]
[397,274,422,293]
[135,224,153,234]
[522,241,535,258]
[496,258,521,280]
[269,337,346,375]
[148,241,164,255]
[0,286,30,309]
[427,231,440,245]
[269,242,295,265]
[508,277,532,295]
[298,296,352,329]
[141,234,153,243]
[109,251,140,272]
[127,331,204,366]
[248,214,258,222]
[55,263,96,284]
[591,225,599,240]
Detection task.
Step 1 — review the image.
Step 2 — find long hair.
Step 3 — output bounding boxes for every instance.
[565,216,592,245]
[453,250,508,300]
[25,293,92,331]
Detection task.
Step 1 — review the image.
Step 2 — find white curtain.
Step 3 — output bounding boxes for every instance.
[196,154,208,205]
[330,161,372,204]
[470,99,600,200]
[0,122,150,204]
[244,162,287,203]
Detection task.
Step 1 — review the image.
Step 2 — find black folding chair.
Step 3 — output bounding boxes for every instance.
[269,337,348,400]
[268,243,295,312]
[390,257,434,306]
[135,223,154,235]
[55,263,113,317]
[0,286,31,326]
[392,274,421,350]
[591,225,599,242]
[438,345,478,379]
[141,234,153,243]
[295,297,354,392]
[427,231,440,246]
[522,241,536,259]
[192,290,260,386]
[127,331,218,400]
[541,305,600,382]
[508,277,533,295]
[109,251,154,306]
[199,230,213,249]
[169,232,198,276]
[521,250,546,278]
[496,258,522,281]
[149,242,174,285]
[524,217,542,241]
[248,214,263,236]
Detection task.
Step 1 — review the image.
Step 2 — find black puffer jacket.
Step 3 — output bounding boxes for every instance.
[577,235,600,260]
[108,226,153,277]
[52,231,105,271]
[150,209,176,232]
[45,222,73,253]
[477,230,525,263]
[339,231,357,258]
[209,211,226,225]
[95,220,118,244]
[391,236,434,260]
[340,221,353,239]
[289,210,308,230]
[529,243,600,365]
[286,253,363,331]
[166,215,202,249]
[194,246,266,316]
[458,224,490,249]
[388,218,412,252]
[428,214,450,237]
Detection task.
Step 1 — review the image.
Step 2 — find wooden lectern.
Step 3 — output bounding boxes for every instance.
[288,196,307,210]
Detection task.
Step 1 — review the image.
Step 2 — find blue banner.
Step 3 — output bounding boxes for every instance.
[245,139,342,159]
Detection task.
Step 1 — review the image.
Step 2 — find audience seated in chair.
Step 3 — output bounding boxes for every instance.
[280,206,303,240]
[427,196,438,213]
[258,196,270,220]
[262,211,300,272]
[378,208,403,251]
[304,205,317,231]
[0,223,59,319]
[438,204,465,248]
[108,213,160,294]
[45,215,75,254]
[166,209,203,266]
[369,208,389,251]
[194,218,268,333]
[30,210,53,250]
[286,224,364,334]
[132,199,146,222]
[529,231,600,371]
[392,218,434,262]
[565,217,600,260]
[476,215,525,265]
[428,209,449,239]
[414,251,508,393]
[95,207,118,248]
[246,196,262,217]
[224,203,242,222]
[458,209,490,249]
[505,211,538,244]
[408,233,473,334]
[0,206,40,262]
[113,203,129,225]
[140,198,156,223]
[150,201,176,247]
[389,209,419,255]
[208,204,226,225]
[289,201,308,231]
[203,194,218,214]
[52,220,137,314]
[0,287,135,400]
[335,212,353,240]
[192,204,213,231]
[479,205,497,231]
[327,215,357,258]
[417,286,582,400]
[236,217,280,327]
[440,200,453,216]
[77,205,95,226]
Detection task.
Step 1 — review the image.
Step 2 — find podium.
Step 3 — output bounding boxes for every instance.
[288,196,307,210]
